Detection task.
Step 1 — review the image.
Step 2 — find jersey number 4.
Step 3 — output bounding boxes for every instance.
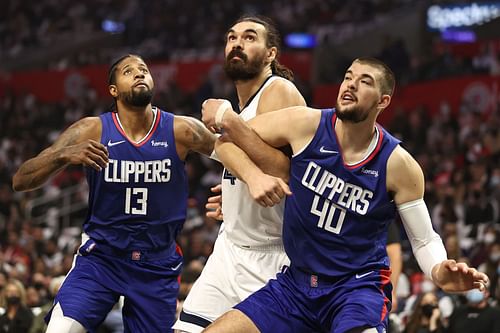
[223,169,237,185]
[125,187,148,215]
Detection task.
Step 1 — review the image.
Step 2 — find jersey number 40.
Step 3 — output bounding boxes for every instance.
[311,194,346,234]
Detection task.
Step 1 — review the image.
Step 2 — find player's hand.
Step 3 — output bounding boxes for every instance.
[201,98,233,133]
[206,184,223,221]
[61,139,109,171]
[247,173,292,207]
[431,259,489,293]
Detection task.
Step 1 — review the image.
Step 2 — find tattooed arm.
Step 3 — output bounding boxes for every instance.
[12,117,108,192]
[174,116,216,160]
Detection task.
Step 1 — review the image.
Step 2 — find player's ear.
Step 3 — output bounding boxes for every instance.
[377,94,391,111]
[267,47,277,63]
[109,85,118,98]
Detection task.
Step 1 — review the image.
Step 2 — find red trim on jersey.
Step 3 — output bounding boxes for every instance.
[378,268,392,321]
[331,113,384,170]
[176,243,183,284]
[111,110,161,147]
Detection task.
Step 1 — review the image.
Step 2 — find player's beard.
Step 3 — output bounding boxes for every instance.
[120,87,154,107]
[335,100,376,123]
[223,49,266,81]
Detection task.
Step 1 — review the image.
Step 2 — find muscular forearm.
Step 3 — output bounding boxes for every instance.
[12,148,68,192]
[222,114,289,181]
[215,139,263,183]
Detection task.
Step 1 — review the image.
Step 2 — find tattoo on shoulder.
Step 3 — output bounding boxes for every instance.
[54,117,97,148]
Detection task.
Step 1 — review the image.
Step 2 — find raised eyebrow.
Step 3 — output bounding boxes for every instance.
[121,63,148,72]
[243,29,258,35]
[360,74,375,81]
[226,28,259,36]
[345,70,375,82]
[121,64,131,73]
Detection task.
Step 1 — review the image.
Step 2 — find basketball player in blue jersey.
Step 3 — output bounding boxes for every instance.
[200,57,489,333]
[173,15,306,333]
[12,54,216,333]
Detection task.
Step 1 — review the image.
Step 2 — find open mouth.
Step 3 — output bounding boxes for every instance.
[341,92,356,102]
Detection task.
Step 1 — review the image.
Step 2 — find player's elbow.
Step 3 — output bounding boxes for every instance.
[12,173,29,192]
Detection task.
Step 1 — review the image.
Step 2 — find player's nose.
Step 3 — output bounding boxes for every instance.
[134,71,145,79]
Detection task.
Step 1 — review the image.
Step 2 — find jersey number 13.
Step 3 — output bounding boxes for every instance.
[125,187,148,215]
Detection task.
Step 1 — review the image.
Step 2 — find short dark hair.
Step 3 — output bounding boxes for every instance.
[107,54,144,85]
[229,15,294,81]
[354,57,395,96]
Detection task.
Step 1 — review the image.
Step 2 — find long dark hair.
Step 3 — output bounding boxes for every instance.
[405,292,442,333]
[231,15,294,81]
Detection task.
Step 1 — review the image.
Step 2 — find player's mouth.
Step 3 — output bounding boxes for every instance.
[340,92,356,104]
[227,50,247,62]
[133,82,149,88]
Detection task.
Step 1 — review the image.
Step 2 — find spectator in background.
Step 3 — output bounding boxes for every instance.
[0,279,34,333]
[448,289,500,333]
[29,275,65,333]
[478,242,500,300]
[404,291,443,333]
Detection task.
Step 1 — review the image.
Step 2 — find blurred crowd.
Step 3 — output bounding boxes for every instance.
[1,66,500,333]
[1,0,500,332]
[1,0,417,69]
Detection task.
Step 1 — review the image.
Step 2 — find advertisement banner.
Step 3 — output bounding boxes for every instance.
[1,52,312,103]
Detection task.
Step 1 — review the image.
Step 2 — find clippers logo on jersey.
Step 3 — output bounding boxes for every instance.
[301,161,373,215]
[104,159,171,183]
[84,109,188,251]
[283,108,401,278]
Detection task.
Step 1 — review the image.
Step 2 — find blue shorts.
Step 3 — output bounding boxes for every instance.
[234,266,391,333]
[47,240,182,333]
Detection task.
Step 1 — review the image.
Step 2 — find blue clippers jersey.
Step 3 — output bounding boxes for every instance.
[284,108,401,278]
[84,108,188,251]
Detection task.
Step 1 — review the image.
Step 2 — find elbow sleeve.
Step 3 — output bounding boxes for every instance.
[398,199,447,279]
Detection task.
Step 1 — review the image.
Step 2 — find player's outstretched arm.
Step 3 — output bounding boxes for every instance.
[212,105,319,207]
[202,99,292,180]
[12,117,106,192]
[201,83,306,181]
[174,116,216,160]
[202,100,320,156]
[216,138,291,207]
[222,81,305,181]
[388,146,489,292]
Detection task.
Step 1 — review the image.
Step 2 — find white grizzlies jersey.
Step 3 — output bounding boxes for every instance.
[222,76,296,247]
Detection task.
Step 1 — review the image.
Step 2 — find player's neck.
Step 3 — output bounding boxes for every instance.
[115,103,154,141]
[335,117,377,154]
[234,68,272,109]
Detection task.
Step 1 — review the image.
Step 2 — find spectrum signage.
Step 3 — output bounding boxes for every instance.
[427,2,500,30]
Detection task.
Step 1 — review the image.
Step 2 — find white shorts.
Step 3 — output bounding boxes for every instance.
[173,228,289,332]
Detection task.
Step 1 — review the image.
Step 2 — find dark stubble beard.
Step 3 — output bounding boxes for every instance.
[335,100,377,123]
[223,49,267,81]
[120,87,154,107]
